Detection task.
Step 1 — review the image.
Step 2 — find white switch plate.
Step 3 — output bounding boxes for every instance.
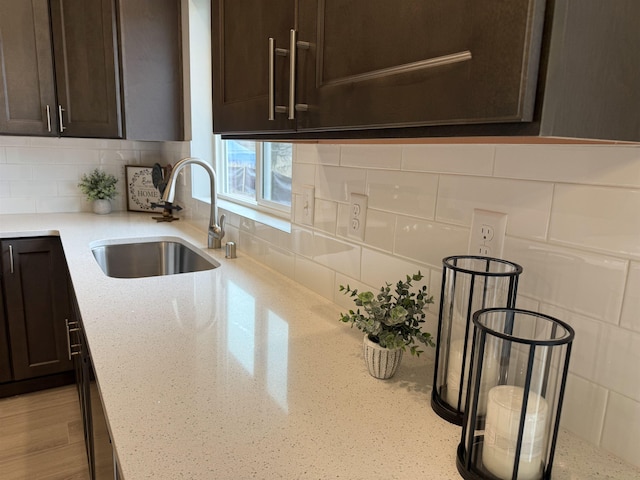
[468,209,507,258]
[348,193,367,241]
[300,186,315,226]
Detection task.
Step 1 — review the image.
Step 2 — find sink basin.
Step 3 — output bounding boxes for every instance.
[91,237,220,278]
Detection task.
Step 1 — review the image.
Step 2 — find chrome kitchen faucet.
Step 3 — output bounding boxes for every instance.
[160,157,226,249]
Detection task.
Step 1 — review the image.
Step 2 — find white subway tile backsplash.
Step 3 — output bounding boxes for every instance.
[437,176,552,239]
[10,180,58,197]
[37,196,83,214]
[313,233,361,278]
[550,185,640,259]
[291,163,316,193]
[601,392,640,466]
[0,164,33,181]
[294,255,335,300]
[33,164,80,181]
[363,210,395,252]
[366,170,438,219]
[394,216,469,267]
[0,147,6,163]
[621,262,640,333]
[340,144,402,169]
[316,144,340,165]
[541,304,640,402]
[505,239,626,323]
[291,226,314,258]
[262,244,295,279]
[293,143,318,164]
[494,145,640,187]
[313,199,338,235]
[6,146,100,165]
[361,248,428,291]
[560,374,608,445]
[402,144,495,175]
[0,197,36,214]
[315,165,366,202]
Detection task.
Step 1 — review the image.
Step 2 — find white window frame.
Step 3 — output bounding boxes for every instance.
[214,136,292,219]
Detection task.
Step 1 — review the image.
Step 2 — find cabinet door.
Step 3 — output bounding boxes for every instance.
[1,237,73,380]
[0,0,57,136]
[296,0,546,132]
[119,0,184,141]
[50,0,122,138]
[212,0,296,134]
[0,292,11,383]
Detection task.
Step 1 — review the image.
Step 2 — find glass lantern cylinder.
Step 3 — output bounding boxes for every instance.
[432,256,523,425]
[457,308,574,480]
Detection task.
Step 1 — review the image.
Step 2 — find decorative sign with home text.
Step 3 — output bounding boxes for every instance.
[125,166,164,212]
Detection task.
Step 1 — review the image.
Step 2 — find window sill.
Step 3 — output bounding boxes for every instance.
[217,198,292,234]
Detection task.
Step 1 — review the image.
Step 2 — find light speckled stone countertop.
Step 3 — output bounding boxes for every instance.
[1,212,638,479]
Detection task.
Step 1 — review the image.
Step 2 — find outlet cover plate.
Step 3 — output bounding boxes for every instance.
[348,192,367,241]
[468,209,507,258]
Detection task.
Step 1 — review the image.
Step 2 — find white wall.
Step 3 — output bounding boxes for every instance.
[188,141,640,468]
[0,136,188,214]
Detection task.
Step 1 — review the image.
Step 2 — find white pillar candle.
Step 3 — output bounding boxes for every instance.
[445,338,500,413]
[483,385,548,480]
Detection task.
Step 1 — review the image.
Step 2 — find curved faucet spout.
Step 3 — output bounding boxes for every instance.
[161,157,225,249]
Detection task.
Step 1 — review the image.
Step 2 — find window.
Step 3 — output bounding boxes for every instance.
[216,138,292,216]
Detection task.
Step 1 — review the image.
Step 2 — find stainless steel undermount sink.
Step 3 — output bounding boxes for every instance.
[91,237,220,279]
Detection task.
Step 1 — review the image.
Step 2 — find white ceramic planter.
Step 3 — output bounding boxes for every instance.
[93,199,112,215]
[362,335,403,379]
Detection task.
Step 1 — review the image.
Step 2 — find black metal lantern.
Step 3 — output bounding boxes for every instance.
[457,308,574,480]
[432,256,522,425]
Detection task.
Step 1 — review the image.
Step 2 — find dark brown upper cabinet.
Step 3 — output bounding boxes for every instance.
[118,0,184,141]
[0,0,184,140]
[212,0,297,135]
[50,0,123,138]
[0,237,73,382]
[0,0,57,136]
[212,0,640,142]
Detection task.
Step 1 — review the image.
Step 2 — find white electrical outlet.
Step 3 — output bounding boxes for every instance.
[468,209,507,258]
[348,193,367,241]
[300,186,315,226]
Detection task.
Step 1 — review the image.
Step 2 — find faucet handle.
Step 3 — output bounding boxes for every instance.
[218,214,226,237]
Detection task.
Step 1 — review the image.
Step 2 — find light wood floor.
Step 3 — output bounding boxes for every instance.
[0,385,90,480]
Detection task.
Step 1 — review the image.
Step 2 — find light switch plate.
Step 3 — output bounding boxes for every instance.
[300,186,315,226]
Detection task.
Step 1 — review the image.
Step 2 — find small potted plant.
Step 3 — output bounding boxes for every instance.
[339,272,435,379]
[78,168,118,214]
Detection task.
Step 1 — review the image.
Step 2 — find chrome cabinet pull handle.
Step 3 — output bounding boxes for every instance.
[8,245,14,274]
[46,105,52,132]
[58,105,66,132]
[288,29,297,120]
[269,37,275,121]
[291,32,310,118]
[268,37,290,120]
[65,319,72,360]
[65,319,81,360]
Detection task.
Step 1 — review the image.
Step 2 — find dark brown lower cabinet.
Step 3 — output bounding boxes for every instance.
[0,237,74,395]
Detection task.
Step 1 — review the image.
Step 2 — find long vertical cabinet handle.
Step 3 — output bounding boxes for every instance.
[268,37,290,120]
[268,38,276,121]
[8,245,14,274]
[293,32,310,115]
[58,105,66,132]
[46,105,52,132]
[288,29,297,120]
[65,319,81,360]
